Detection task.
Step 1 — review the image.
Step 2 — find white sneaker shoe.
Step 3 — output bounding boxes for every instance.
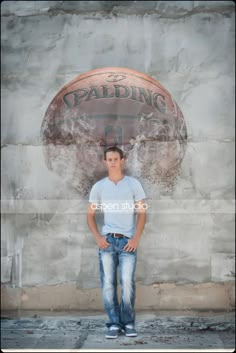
[124,324,137,337]
[105,325,120,339]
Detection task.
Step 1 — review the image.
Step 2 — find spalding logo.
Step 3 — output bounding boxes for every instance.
[41,67,187,195]
[63,84,167,114]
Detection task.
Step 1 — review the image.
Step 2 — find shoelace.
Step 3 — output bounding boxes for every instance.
[110,326,119,330]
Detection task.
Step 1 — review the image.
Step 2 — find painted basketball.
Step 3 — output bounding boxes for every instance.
[41,67,187,195]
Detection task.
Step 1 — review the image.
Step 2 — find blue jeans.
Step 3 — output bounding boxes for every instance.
[99,233,137,329]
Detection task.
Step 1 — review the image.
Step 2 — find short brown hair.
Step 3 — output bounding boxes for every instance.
[104,146,124,160]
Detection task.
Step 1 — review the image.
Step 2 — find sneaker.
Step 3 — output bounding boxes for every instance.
[105,325,120,339]
[124,324,137,337]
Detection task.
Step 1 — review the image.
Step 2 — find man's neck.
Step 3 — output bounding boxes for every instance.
[108,172,124,183]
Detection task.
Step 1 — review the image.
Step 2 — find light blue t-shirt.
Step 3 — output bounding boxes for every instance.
[89,176,146,238]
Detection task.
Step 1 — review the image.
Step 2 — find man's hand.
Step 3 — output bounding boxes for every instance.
[87,203,110,250]
[97,235,110,249]
[123,237,139,252]
[123,199,146,252]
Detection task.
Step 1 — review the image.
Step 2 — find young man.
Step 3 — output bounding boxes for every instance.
[87,146,146,339]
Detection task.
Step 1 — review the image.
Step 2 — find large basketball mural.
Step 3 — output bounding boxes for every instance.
[41,67,187,195]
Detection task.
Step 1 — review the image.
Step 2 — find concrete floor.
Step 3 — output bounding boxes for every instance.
[1,310,235,351]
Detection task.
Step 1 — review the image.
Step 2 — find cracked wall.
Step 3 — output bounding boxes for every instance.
[1,1,235,310]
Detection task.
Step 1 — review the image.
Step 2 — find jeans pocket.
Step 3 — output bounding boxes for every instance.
[121,237,129,249]
[106,235,111,243]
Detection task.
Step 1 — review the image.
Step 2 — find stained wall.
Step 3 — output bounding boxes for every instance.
[1,1,235,310]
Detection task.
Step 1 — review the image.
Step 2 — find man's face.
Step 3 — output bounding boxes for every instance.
[104,151,124,172]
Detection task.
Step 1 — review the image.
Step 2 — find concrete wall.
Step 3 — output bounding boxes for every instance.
[1,1,235,310]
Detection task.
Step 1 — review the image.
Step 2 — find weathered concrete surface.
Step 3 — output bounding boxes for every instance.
[1,282,235,311]
[1,1,234,16]
[1,0,235,309]
[1,311,235,350]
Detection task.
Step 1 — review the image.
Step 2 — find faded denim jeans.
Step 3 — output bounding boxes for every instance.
[99,233,137,329]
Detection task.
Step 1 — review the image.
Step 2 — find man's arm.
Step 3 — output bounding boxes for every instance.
[123,199,147,252]
[87,203,109,249]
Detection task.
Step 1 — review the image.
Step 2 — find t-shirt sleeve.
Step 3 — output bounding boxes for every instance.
[89,183,100,204]
[133,179,146,201]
